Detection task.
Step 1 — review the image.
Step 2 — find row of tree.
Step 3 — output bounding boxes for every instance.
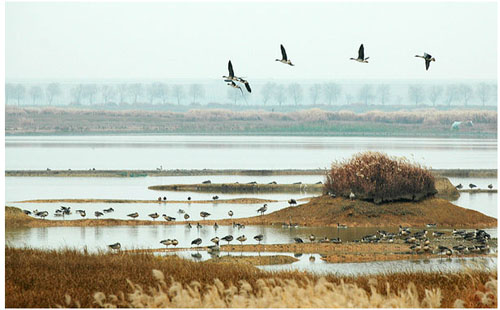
[5,82,497,107]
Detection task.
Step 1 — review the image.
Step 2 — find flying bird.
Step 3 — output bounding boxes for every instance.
[415,53,436,71]
[350,44,369,63]
[276,44,294,66]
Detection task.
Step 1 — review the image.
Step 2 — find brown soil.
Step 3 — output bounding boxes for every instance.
[15,198,276,204]
[210,196,497,228]
[205,255,298,265]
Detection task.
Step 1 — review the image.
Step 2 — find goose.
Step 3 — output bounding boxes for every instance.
[288,199,297,205]
[149,212,160,220]
[158,197,162,202]
[350,44,369,63]
[275,44,294,66]
[200,211,211,219]
[184,213,190,220]
[222,60,237,82]
[76,210,86,217]
[227,80,243,93]
[268,181,277,184]
[171,239,179,247]
[177,209,185,214]
[228,210,234,219]
[320,236,330,243]
[212,195,219,200]
[254,234,264,244]
[315,181,322,184]
[293,237,304,243]
[191,252,202,259]
[162,214,176,222]
[235,77,252,93]
[35,211,48,219]
[488,184,493,190]
[236,235,247,245]
[163,196,167,201]
[432,231,445,238]
[257,204,268,215]
[127,212,139,219]
[426,223,437,228]
[108,242,121,250]
[222,235,233,244]
[95,211,104,218]
[331,238,342,244]
[103,208,114,213]
[191,238,202,247]
[455,183,463,189]
[23,210,32,215]
[337,223,348,229]
[187,197,191,201]
[415,53,435,71]
[211,236,220,246]
[469,183,477,189]
[160,239,172,248]
[309,234,316,243]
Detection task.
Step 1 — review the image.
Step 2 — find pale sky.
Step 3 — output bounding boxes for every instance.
[5,1,498,81]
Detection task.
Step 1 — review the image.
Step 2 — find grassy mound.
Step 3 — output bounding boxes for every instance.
[325,152,436,203]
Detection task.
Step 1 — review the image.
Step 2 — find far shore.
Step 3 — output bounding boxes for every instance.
[5,168,497,178]
[14,198,278,204]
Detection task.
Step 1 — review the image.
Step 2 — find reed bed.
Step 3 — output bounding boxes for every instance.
[325,152,436,203]
[5,247,497,308]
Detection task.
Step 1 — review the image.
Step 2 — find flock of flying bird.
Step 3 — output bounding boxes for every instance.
[223,43,437,96]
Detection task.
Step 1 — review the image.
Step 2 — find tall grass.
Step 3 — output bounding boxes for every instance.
[325,152,436,203]
[6,247,497,308]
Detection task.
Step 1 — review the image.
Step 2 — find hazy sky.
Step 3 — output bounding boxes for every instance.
[5,1,498,81]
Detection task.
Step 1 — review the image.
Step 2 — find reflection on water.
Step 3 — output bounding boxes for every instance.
[6,136,497,170]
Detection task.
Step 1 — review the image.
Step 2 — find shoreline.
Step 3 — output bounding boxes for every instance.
[5,168,497,177]
[14,197,278,204]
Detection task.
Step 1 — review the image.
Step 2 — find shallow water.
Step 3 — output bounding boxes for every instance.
[6,135,497,170]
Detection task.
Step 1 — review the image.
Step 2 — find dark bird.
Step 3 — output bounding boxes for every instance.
[469,183,477,189]
[309,234,316,243]
[35,211,49,219]
[191,238,202,247]
[257,204,268,215]
[149,212,160,220]
[488,184,493,190]
[177,209,185,214]
[288,199,297,205]
[235,77,252,93]
[108,242,121,250]
[415,53,436,71]
[426,223,437,228]
[455,183,463,189]
[214,222,219,230]
[95,211,104,218]
[160,239,172,247]
[162,214,176,222]
[184,213,190,220]
[171,239,178,247]
[228,210,234,218]
[254,234,264,244]
[212,195,219,200]
[23,210,32,215]
[222,60,237,82]
[197,223,203,229]
[294,237,304,243]
[276,44,294,66]
[127,212,139,219]
[350,44,369,63]
[103,208,114,213]
[187,196,192,201]
[186,223,192,229]
[222,235,233,244]
[200,211,211,219]
[163,196,167,201]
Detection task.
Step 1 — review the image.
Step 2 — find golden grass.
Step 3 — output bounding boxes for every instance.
[325,152,436,203]
[5,247,497,308]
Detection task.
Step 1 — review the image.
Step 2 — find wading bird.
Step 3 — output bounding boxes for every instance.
[108,242,121,250]
[200,211,211,219]
[276,44,294,66]
[488,184,493,190]
[191,238,202,247]
[103,208,114,213]
[127,212,139,219]
[257,204,267,215]
[184,213,190,220]
[294,237,304,243]
[415,53,436,71]
[469,183,477,189]
[455,183,463,189]
[160,239,172,248]
[350,44,369,63]
[237,235,247,245]
[254,234,264,244]
[211,236,220,246]
[95,211,104,218]
[222,235,233,245]
[149,212,159,220]
[228,210,234,219]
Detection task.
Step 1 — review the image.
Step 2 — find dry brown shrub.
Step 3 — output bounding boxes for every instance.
[325,152,436,203]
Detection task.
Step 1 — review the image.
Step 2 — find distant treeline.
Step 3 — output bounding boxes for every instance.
[4,81,498,108]
[6,106,497,137]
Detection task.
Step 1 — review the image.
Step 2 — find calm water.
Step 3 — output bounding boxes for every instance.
[5,135,498,170]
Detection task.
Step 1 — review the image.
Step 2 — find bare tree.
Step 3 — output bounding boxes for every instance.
[29,86,43,105]
[344,93,353,105]
[491,84,498,106]
[13,84,26,105]
[227,87,241,105]
[445,84,459,106]
[45,83,61,105]
[274,84,287,106]
[408,85,425,106]
[83,84,98,105]
[117,84,129,103]
[428,85,443,106]
[156,83,169,104]
[323,83,342,105]
[458,84,473,106]
[358,84,373,105]
[261,82,275,105]
[129,83,143,104]
[147,83,159,104]
[172,85,185,105]
[101,85,116,104]
[376,84,390,105]
[71,84,84,104]
[288,83,303,105]
[476,83,491,106]
[309,84,321,105]
[5,83,15,104]
[189,84,205,104]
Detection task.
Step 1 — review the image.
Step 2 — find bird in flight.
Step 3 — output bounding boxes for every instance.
[415,53,436,71]
[350,44,369,63]
[276,44,294,66]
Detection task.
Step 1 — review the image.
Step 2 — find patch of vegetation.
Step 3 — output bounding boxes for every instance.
[325,152,437,203]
